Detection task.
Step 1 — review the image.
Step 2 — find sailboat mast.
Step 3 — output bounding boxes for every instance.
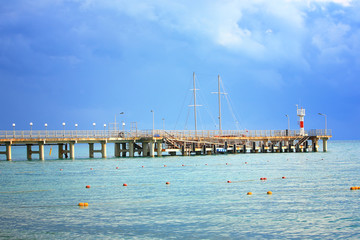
[218,75,222,135]
[193,72,197,136]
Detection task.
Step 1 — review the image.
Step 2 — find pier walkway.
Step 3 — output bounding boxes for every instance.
[0,129,332,160]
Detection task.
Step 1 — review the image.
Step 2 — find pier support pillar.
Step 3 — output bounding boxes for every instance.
[27,144,32,160]
[143,142,149,157]
[213,145,217,155]
[288,142,293,153]
[70,142,75,159]
[270,144,274,153]
[304,141,309,152]
[224,142,228,151]
[101,141,107,158]
[6,142,12,161]
[129,142,134,157]
[39,142,44,161]
[251,142,256,153]
[243,144,246,153]
[89,143,94,158]
[150,141,155,157]
[58,144,63,159]
[121,143,127,157]
[114,143,120,157]
[312,139,318,152]
[156,142,162,157]
[279,142,283,153]
[323,138,328,152]
[233,144,237,154]
[261,144,265,153]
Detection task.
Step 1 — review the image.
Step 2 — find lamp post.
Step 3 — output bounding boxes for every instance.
[93,123,96,137]
[12,123,15,138]
[162,118,165,132]
[30,122,33,137]
[45,123,48,137]
[75,123,78,137]
[285,114,290,136]
[62,122,65,137]
[122,122,125,132]
[151,110,154,137]
[104,124,107,137]
[318,113,327,135]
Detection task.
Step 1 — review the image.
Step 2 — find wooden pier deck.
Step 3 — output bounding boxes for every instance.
[0,129,332,160]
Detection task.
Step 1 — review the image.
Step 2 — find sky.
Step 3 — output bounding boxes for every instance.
[0,0,359,140]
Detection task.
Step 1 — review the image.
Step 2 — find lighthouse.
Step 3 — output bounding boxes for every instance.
[297,105,305,136]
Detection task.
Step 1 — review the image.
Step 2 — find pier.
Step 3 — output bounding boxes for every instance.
[0,129,331,161]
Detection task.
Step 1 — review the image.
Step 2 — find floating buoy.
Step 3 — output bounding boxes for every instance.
[260,178,263,180]
[182,164,185,166]
[164,165,167,167]
[86,185,90,188]
[264,178,267,180]
[166,182,170,185]
[227,180,231,183]
[142,166,144,168]
[226,163,228,165]
[205,164,208,165]
[90,168,93,170]
[78,202,84,206]
[267,191,273,195]
[84,203,89,206]
[116,167,119,169]
[123,183,128,187]
[60,169,63,171]
[245,162,247,164]
[282,176,286,179]
[247,192,252,195]
[350,187,356,190]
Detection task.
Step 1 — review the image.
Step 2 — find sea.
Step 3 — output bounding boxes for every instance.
[0,140,360,239]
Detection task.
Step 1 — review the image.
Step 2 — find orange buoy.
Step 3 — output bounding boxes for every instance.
[142,166,144,168]
[86,185,90,188]
[227,180,232,183]
[123,183,128,187]
[84,202,89,206]
[356,186,360,190]
[282,176,286,179]
[260,178,264,180]
[182,164,185,166]
[166,182,170,185]
[247,192,252,195]
[267,191,273,195]
[78,202,84,206]
[350,187,356,190]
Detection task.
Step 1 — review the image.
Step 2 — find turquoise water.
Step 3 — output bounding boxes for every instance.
[1,141,360,239]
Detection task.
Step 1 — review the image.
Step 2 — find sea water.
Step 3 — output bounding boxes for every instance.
[0,141,360,239]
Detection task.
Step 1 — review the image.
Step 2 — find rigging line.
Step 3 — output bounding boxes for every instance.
[220,78,242,130]
[174,75,193,130]
[195,74,217,129]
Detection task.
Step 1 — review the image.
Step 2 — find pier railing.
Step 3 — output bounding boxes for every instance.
[0,129,331,140]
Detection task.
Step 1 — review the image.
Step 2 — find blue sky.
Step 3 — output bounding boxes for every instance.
[1,0,359,139]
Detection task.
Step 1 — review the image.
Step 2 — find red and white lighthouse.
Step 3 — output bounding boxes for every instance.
[297,105,305,136]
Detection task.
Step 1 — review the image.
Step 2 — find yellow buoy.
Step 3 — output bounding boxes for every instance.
[247,192,252,195]
[267,191,273,195]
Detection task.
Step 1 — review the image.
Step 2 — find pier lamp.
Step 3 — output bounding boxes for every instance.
[44,123,48,137]
[30,122,33,137]
[75,124,78,137]
[103,124,107,136]
[285,115,290,136]
[122,122,125,132]
[151,110,154,137]
[62,122,66,137]
[93,123,96,137]
[318,113,327,135]
[12,123,15,138]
